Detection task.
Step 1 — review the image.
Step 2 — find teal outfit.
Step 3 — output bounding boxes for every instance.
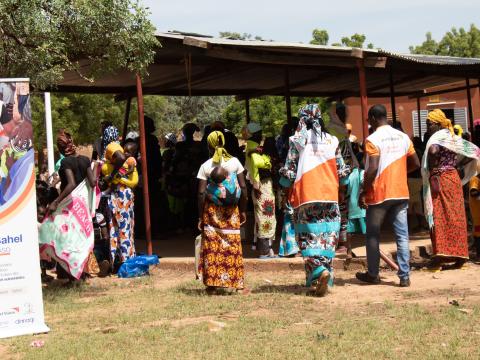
[345,168,366,234]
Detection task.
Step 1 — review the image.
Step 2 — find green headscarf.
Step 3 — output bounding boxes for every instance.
[207,131,232,163]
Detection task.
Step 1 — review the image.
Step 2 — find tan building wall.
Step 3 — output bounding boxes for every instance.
[343,87,480,140]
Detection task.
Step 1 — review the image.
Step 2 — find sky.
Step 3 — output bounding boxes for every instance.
[142,0,479,53]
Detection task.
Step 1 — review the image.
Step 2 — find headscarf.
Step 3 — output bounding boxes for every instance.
[207,131,232,164]
[453,124,463,137]
[165,132,177,145]
[421,128,480,228]
[427,109,454,135]
[102,125,119,154]
[298,104,323,135]
[56,129,76,156]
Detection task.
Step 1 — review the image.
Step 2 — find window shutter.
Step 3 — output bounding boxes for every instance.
[453,107,468,132]
[411,110,429,139]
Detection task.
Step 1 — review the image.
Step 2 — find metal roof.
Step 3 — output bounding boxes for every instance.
[378,51,480,66]
[54,32,480,98]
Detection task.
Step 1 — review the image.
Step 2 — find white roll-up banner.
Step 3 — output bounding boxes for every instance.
[0,79,49,338]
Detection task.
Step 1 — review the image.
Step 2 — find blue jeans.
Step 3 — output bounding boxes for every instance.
[366,199,410,280]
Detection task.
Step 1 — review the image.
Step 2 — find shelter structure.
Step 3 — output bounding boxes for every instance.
[51,31,480,250]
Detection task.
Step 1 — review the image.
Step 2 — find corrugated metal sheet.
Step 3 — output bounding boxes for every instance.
[379,51,480,66]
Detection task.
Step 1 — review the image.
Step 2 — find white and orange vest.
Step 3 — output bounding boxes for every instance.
[291,130,339,208]
[365,125,416,205]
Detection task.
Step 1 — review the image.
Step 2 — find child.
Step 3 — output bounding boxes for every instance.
[206,166,241,206]
[469,172,480,261]
[345,167,366,258]
[101,143,138,189]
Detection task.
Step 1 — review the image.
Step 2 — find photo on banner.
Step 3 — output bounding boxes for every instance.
[0,79,49,338]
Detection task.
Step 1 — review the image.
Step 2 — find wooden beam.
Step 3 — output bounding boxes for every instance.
[236,69,346,100]
[183,36,211,49]
[409,80,480,99]
[466,78,474,132]
[121,97,132,145]
[357,59,369,141]
[245,97,251,124]
[136,74,152,255]
[204,47,383,68]
[285,67,292,128]
[148,64,252,91]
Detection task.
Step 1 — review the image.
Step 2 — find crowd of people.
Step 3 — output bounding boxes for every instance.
[35,102,480,297]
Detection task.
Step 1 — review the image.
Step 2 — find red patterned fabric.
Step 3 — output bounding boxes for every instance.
[200,202,245,289]
[431,169,469,259]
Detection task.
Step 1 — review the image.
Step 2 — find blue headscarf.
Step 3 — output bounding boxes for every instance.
[102,125,119,157]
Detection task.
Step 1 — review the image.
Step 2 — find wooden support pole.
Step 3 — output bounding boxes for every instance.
[389,68,397,127]
[416,97,422,138]
[121,96,132,145]
[356,59,369,140]
[136,74,152,255]
[245,96,251,123]
[466,78,474,132]
[285,67,292,128]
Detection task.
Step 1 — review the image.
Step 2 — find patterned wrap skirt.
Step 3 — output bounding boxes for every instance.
[431,169,469,259]
[108,185,136,263]
[279,204,299,256]
[294,202,340,287]
[200,202,245,289]
[252,178,276,241]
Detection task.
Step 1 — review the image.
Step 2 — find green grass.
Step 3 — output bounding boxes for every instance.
[2,272,480,360]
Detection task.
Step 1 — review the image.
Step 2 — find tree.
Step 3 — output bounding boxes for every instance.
[333,33,374,49]
[410,24,480,57]
[409,32,439,55]
[31,93,124,150]
[309,29,374,48]
[310,29,329,45]
[0,0,159,88]
[223,96,328,137]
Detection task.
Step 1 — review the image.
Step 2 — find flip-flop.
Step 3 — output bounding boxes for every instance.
[315,271,330,297]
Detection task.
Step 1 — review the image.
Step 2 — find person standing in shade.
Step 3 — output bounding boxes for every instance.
[357,105,420,287]
[244,123,277,258]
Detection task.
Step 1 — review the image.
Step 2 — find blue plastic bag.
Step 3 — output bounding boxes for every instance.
[117,255,160,278]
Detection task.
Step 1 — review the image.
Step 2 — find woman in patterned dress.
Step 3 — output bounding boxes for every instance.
[280,104,349,297]
[197,131,248,294]
[101,126,138,269]
[422,109,480,271]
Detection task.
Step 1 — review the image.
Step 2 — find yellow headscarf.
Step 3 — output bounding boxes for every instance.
[453,124,463,137]
[427,109,454,135]
[207,131,232,163]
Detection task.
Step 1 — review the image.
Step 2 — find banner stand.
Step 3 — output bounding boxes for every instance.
[0,78,49,338]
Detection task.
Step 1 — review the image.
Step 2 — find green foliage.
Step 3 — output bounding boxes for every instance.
[310,29,374,48]
[310,29,329,45]
[332,33,374,49]
[223,96,328,137]
[410,24,480,57]
[31,93,124,149]
[0,0,159,88]
[31,93,233,149]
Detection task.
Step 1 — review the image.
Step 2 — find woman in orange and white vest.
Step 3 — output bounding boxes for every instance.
[280,104,349,297]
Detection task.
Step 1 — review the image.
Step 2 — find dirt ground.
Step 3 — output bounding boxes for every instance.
[2,262,480,359]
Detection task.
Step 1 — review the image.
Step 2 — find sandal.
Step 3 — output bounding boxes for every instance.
[314,271,330,297]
